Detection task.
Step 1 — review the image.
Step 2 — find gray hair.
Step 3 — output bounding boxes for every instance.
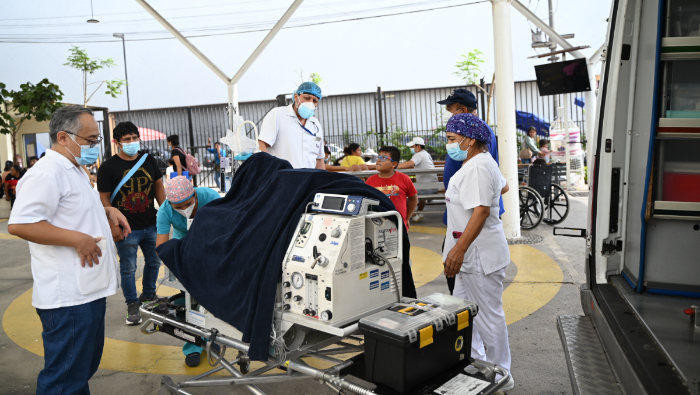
[49,105,94,145]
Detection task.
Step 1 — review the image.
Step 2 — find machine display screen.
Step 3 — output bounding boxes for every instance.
[322,196,346,211]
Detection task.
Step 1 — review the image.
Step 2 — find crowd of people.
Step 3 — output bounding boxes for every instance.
[6,82,516,393]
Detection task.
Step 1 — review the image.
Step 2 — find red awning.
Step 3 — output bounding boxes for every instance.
[138,127,166,141]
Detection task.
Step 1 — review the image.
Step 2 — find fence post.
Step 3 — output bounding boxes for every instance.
[376,87,385,146]
[187,107,197,187]
[479,78,487,121]
[102,109,112,159]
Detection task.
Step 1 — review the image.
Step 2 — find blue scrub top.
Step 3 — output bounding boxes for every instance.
[443,130,505,225]
[157,187,222,239]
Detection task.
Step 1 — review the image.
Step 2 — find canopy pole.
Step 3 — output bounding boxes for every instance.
[491,0,521,240]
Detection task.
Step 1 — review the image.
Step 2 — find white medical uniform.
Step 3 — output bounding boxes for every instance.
[442,152,511,374]
[8,150,120,309]
[258,103,324,169]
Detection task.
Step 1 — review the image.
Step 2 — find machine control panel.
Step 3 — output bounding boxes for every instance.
[311,194,379,216]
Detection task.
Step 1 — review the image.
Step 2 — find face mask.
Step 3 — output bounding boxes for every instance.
[409,148,416,154]
[67,134,100,166]
[297,101,316,119]
[442,108,462,123]
[446,137,468,161]
[175,203,195,220]
[121,141,140,156]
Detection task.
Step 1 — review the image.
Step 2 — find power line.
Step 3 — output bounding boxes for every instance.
[0,1,489,44]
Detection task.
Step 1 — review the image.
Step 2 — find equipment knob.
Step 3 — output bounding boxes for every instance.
[293,295,303,302]
[319,233,327,242]
[347,203,356,212]
[282,304,291,311]
[309,310,317,317]
[283,281,291,288]
[317,256,329,267]
[302,309,310,315]
[283,292,292,300]
[321,310,333,321]
[331,227,341,238]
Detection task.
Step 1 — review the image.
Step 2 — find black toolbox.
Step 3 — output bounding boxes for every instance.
[358,293,477,393]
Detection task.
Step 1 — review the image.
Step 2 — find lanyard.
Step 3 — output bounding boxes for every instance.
[299,121,317,137]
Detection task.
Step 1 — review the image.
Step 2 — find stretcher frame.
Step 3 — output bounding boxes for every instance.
[139,301,510,395]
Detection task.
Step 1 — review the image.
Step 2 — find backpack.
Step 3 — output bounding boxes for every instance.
[175,148,202,175]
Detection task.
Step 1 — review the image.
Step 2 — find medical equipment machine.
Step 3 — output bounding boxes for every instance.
[142,194,510,395]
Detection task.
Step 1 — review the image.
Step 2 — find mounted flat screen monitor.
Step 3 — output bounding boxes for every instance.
[535,58,591,96]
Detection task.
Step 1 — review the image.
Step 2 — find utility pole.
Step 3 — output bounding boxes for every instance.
[113,33,131,121]
[491,0,521,240]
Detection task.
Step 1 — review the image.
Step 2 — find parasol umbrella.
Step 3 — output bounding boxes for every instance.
[515,110,550,137]
[138,127,166,141]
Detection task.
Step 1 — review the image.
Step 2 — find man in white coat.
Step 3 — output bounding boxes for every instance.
[8,105,131,394]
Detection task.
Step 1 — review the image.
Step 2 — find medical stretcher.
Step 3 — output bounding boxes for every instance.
[141,194,510,395]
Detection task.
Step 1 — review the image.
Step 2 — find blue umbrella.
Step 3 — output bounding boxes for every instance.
[515,110,550,137]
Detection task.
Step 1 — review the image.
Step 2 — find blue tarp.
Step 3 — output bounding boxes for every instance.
[515,110,550,137]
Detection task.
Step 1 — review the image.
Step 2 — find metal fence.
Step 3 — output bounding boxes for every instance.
[111,80,587,186]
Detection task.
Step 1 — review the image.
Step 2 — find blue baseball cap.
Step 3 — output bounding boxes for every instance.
[438,89,478,109]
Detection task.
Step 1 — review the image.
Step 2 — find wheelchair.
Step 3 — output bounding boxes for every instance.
[518,163,570,230]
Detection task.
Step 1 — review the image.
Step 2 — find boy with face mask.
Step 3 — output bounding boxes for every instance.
[97,121,166,325]
[155,176,221,366]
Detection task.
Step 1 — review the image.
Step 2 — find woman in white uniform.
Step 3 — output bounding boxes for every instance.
[442,113,513,390]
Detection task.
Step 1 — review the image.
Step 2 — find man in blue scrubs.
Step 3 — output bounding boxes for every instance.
[439,89,504,294]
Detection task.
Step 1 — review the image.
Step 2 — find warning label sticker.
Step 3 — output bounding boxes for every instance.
[381,270,389,279]
[370,281,379,290]
[370,269,379,278]
[359,272,368,280]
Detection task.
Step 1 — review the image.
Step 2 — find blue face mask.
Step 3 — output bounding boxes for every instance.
[446,137,468,162]
[297,101,316,119]
[409,148,416,154]
[121,141,140,156]
[68,134,100,166]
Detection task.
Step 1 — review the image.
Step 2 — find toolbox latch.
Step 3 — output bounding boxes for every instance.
[457,310,470,331]
[419,325,434,348]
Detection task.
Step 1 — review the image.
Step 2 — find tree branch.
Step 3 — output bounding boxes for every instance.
[85,81,105,106]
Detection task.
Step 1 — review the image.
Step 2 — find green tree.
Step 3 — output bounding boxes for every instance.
[454,49,485,85]
[0,79,64,160]
[294,68,322,87]
[64,46,125,107]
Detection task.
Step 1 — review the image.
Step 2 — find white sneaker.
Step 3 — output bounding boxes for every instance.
[500,374,515,391]
[412,213,424,223]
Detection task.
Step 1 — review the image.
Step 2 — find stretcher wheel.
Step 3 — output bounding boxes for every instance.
[519,186,544,230]
[237,351,250,374]
[543,184,569,224]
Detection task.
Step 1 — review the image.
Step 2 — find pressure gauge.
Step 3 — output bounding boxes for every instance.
[291,272,304,289]
[321,310,333,321]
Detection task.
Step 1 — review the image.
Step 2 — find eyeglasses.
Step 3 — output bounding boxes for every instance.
[65,131,103,148]
[376,155,395,162]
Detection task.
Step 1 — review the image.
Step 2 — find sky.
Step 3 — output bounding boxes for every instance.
[1,0,613,112]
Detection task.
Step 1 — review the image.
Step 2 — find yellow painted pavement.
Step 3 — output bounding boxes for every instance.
[3,226,562,375]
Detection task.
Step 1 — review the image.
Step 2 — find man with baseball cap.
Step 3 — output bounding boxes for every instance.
[439,89,504,295]
[397,136,439,222]
[155,176,222,366]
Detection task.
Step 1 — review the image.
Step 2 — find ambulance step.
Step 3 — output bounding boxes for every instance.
[557,315,622,395]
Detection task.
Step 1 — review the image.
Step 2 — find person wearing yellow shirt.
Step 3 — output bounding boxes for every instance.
[339,143,375,171]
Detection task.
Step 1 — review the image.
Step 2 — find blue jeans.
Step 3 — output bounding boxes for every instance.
[36,298,106,395]
[521,158,531,164]
[115,224,161,304]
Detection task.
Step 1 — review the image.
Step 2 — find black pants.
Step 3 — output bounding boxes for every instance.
[442,236,455,295]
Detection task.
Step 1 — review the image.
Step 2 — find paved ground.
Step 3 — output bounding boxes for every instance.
[0,193,590,395]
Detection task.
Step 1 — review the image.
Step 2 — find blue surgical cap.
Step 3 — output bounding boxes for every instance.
[294,82,322,101]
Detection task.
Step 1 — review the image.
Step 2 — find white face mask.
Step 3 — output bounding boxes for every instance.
[175,199,196,219]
